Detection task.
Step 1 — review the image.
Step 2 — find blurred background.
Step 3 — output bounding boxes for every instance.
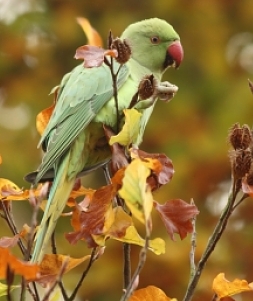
[1,0,253,300]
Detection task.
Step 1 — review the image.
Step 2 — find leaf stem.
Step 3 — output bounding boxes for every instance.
[123,243,131,289]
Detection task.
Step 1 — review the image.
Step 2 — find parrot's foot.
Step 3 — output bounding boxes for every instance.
[155,81,178,102]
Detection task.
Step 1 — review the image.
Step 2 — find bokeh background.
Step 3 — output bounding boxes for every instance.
[1,0,253,300]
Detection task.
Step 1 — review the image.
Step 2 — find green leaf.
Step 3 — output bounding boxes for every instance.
[109,109,142,146]
[0,282,20,297]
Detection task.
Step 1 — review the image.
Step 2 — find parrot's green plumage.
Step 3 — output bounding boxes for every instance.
[31,18,183,263]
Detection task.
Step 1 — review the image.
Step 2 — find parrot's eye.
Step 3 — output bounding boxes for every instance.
[150,36,160,44]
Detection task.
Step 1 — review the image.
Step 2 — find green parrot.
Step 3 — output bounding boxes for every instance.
[30,18,183,263]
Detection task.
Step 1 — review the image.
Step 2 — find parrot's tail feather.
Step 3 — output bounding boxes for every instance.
[31,154,75,263]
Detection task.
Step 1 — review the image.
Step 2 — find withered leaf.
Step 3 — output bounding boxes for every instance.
[66,184,117,247]
[0,234,20,248]
[154,199,199,240]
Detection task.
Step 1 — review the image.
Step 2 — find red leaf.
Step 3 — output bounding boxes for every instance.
[66,184,117,247]
[154,199,199,240]
[75,45,118,68]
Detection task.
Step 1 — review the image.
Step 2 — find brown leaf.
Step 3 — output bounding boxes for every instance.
[0,247,39,281]
[76,17,103,47]
[36,103,55,136]
[75,45,117,68]
[129,285,174,301]
[154,199,199,240]
[0,234,20,248]
[66,184,117,247]
[131,148,174,189]
[213,273,253,299]
[38,254,90,285]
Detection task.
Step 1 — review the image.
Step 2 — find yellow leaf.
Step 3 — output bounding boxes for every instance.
[76,17,103,47]
[0,282,20,297]
[212,273,253,298]
[109,109,142,146]
[129,285,175,301]
[112,225,165,255]
[119,159,153,224]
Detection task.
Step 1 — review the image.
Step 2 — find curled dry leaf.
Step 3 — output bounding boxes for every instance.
[0,247,39,281]
[36,103,55,136]
[0,234,21,248]
[154,199,199,240]
[212,273,253,299]
[129,285,175,301]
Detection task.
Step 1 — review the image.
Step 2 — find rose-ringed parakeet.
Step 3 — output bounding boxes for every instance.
[30,18,183,263]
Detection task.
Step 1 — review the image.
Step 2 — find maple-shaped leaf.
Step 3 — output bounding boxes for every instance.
[0,247,39,281]
[154,199,199,240]
[75,45,117,68]
[129,285,176,301]
[119,158,154,224]
[131,148,174,189]
[109,109,142,147]
[212,273,253,299]
[76,17,103,47]
[66,184,117,247]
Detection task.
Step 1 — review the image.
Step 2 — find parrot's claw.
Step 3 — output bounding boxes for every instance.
[155,81,178,102]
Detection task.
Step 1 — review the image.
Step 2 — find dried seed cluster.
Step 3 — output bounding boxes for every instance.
[111,38,132,64]
[228,123,253,183]
[138,74,156,100]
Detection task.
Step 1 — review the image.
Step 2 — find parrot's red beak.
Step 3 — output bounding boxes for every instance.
[166,40,184,69]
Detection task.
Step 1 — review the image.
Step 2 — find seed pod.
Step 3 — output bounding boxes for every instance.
[112,38,131,64]
[228,123,252,150]
[138,74,155,100]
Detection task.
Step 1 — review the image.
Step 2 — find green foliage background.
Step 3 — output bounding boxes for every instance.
[1,0,253,300]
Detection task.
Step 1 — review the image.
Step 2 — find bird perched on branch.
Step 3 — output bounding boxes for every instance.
[30,18,184,263]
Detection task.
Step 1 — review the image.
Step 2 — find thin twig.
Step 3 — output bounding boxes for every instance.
[68,248,98,301]
[183,180,239,301]
[123,243,131,289]
[121,237,149,301]
[51,230,57,254]
[189,199,197,279]
[1,200,26,255]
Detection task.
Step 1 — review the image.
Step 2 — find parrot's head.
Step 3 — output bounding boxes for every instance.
[121,18,183,75]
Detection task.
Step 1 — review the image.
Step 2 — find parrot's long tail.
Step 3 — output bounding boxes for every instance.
[31,153,75,263]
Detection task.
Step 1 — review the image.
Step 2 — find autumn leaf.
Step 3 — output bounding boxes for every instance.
[248,79,253,95]
[154,199,199,240]
[119,159,154,224]
[0,155,2,165]
[0,247,39,281]
[242,176,253,197]
[75,45,117,68]
[36,102,55,136]
[129,285,176,301]
[131,148,174,188]
[212,273,253,299]
[109,109,142,147]
[38,254,90,285]
[66,184,117,247]
[76,17,103,47]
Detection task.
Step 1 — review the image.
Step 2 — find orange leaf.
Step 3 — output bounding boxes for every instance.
[36,103,55,136]
[0,247,39,281]
[129,286,175,301]
[76,17,103,47]
[0,155,2,165]
[38,254,90,285]
[212,273,253,298]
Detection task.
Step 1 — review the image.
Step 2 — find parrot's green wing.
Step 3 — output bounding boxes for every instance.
[36,63,129,183]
